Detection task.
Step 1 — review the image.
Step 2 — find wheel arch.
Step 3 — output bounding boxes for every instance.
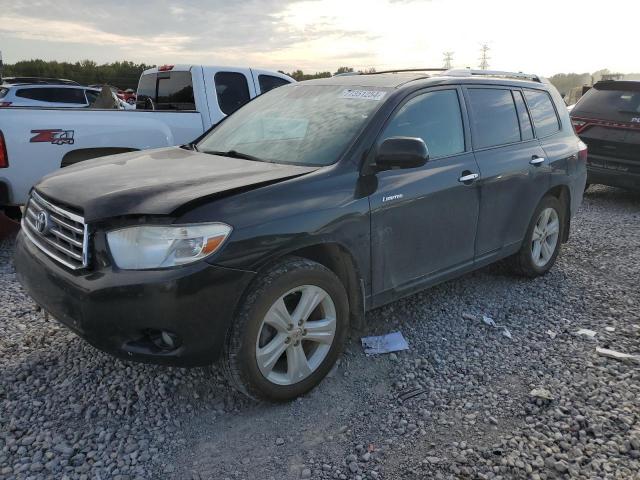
[252,241,366,330]
[545,184,571,243]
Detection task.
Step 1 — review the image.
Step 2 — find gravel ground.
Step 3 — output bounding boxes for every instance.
[1,185,639,480]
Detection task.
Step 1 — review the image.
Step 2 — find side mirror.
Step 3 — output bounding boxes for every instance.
[375,137,429,171]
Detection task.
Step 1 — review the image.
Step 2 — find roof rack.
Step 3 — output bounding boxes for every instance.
[333,68,445,77]
[442,69,543,83]
[369,68,445,75]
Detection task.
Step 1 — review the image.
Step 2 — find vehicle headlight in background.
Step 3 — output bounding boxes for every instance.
[106,223,232,270]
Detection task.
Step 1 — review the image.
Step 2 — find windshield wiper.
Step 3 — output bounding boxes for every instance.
[181,142,199,151]
[202,149,267,162]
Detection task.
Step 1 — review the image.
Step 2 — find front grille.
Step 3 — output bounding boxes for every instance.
[22,191,88,270]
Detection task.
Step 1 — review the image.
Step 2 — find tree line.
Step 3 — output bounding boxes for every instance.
[3,60,639,94]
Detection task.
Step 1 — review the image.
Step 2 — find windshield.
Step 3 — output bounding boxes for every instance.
[197,84,390,166]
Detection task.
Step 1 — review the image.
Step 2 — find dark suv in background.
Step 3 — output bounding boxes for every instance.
[15,69,587,401]
[570,80,640,191]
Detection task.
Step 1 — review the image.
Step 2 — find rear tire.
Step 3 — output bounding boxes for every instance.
[510,195,565,278]
[222,257,349,401]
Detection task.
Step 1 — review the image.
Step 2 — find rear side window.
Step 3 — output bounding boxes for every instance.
[513,91,534,141]
[524,90,560,137]
[380,89,465,158]
[16,88,86,104]
[258,75,290,94]
[468,88,520,149]
[215,72,250,115]
[136,71,195,110]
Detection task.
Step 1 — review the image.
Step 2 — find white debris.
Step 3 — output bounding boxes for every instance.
[481,315,514,340]
[361,332,409,355]
[605,326,616,333]
[529,388,554,401]
[576,328,597,338]
[596,347,640,363]
[546,330,557,339]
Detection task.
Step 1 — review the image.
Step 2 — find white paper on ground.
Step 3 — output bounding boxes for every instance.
[361,331,409,355]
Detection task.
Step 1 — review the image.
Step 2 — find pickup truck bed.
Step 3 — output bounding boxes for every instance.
[0,65,294,207]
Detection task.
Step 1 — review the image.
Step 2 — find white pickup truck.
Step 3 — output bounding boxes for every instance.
[0,64,294,213]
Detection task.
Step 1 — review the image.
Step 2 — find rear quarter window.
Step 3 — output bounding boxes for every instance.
[467,88,521,149]
[0,88,8,99]
[524,90,560,137]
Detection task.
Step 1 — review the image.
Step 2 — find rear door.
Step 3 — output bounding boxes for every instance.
[571,82,640,176]
[464,86,549,259]
[370,87,481,295]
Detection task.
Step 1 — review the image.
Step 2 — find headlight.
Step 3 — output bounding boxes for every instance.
[106,223,232,270]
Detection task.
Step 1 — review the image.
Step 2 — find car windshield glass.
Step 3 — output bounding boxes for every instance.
[197,84,389,166]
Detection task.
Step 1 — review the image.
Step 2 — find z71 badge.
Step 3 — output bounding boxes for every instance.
[30,129,75,145]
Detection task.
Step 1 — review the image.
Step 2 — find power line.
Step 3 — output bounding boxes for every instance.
[479,44,490,70]
[443,52,454,69]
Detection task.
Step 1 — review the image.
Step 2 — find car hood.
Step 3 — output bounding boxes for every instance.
[35,147,319,222]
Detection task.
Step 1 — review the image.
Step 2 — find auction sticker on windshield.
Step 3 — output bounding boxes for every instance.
[341,89,387,101]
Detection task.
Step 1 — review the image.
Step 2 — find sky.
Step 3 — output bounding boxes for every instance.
[0,0,638,76]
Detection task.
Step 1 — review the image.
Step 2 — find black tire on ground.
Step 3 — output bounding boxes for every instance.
[221,256,349,402]
[584,183,591,192]
[509,195,565,278]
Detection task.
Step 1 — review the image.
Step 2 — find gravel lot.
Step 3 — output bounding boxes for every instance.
[1,185,639,480]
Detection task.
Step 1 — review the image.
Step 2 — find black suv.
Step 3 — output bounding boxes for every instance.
[570,80,640,191]
[15,69,587,401]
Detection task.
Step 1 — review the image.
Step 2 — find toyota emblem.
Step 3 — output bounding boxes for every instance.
[35,210,50,234]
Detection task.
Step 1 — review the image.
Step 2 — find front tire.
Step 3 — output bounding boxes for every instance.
[510,195,564,278]
[222,257,349,401]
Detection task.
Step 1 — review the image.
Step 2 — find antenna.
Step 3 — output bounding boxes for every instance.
[443,51,454,70]
[479,44,490,70]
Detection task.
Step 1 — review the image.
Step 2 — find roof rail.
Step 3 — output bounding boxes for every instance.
[333,68,445,77]
[442,69,542,83]
[369,68,446,75]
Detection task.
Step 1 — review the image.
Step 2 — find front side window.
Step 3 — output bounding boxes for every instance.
[198,84,389,166]
[258,75,290,94]
[380,89,465,158]
[524,89,560,137]
[215,72,251,115]
[468,88,521,149]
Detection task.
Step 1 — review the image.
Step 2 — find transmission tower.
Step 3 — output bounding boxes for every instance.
[479,44,490,70]
[443,51,454,69]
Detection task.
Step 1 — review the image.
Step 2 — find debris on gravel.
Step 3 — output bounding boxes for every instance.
[1,185,639,479]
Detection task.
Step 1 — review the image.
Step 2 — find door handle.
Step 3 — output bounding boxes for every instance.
[458,173,479,183]
[530,156,545,166]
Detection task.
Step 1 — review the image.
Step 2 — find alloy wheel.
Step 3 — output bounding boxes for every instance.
[255,285,336,385]
[531,207,560,268]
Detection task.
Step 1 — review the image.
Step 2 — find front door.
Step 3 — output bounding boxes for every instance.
[370,87,481,296]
